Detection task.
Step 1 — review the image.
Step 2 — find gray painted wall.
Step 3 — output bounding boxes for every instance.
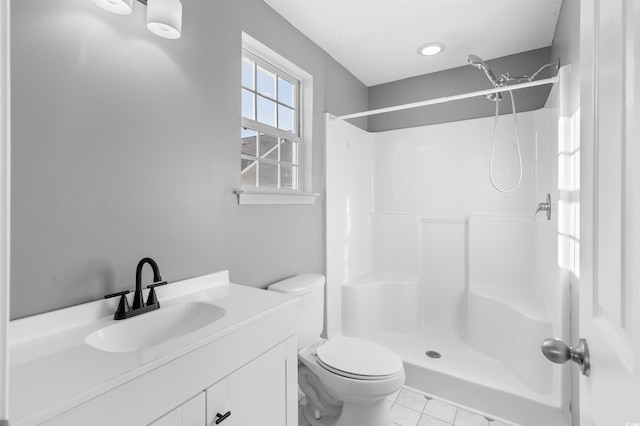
[367,47,555,132]
[10,0,367,319]
[550,1,581,425]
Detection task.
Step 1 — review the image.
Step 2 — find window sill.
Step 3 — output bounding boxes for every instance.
[234,190,319,205]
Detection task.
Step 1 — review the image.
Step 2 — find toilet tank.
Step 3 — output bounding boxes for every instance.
[267,274,325,349]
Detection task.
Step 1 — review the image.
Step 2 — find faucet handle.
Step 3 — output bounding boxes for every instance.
[146,281,167,306]
[533,193,552,221]
[104,290,131,319]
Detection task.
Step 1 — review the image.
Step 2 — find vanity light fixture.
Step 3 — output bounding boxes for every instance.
[146,0,182,39]
[417,42,445,56]
[92,0,183,39]
[92,0,133,15]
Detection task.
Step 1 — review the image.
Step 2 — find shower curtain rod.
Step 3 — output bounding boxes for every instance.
[334,76,559,120]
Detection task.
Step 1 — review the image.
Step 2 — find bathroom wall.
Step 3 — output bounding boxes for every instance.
[371,113,540,216]
[325,116,373,336]
[327,107,558,331]
[9,0,368,319]
[367,47,555,131]
[371,109,559,333]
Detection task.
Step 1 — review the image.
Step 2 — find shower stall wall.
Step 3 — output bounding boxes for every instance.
[325,72,571,426]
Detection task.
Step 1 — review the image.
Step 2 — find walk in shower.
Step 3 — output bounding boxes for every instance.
[325,67,573,426]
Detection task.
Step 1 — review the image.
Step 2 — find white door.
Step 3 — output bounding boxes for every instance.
[580,0,640,424]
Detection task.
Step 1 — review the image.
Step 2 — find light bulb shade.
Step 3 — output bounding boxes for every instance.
[92,0,133,15]
[147,0,182,39]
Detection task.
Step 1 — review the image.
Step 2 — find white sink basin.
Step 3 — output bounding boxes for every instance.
[85,302,226,353]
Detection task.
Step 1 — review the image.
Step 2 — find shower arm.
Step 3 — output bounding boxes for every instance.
[499,60,560,85]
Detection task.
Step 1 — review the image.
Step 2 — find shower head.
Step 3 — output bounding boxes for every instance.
[467,54,486,69]
[467,54,500,87]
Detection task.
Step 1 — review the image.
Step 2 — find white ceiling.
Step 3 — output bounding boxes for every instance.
[263,0,563,87]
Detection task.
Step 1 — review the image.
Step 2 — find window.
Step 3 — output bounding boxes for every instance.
[241,50,301,191]
[238,34,317,205]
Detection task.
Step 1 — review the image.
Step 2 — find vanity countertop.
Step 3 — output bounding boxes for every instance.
[8,271,297,425]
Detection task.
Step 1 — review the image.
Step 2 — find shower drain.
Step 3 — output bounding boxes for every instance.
[425,350,442,359]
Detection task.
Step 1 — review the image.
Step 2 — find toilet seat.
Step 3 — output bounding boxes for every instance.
[315,336,403,381]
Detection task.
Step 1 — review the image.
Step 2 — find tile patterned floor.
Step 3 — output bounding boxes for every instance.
[298,386,518,426]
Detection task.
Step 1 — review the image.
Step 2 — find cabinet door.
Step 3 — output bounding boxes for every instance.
[205,378,230,426]
[205,343,288,426]
[150,392,205,426]
[227,343,287,426]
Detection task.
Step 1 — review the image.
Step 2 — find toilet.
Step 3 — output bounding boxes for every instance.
[268,274,405,426]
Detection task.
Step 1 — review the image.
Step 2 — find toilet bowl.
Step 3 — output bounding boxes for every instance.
[268,274,405,426]
[298,337,405,426]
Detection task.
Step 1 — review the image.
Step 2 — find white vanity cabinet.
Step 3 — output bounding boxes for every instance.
[30,282,299,426]
[149,340,290,426]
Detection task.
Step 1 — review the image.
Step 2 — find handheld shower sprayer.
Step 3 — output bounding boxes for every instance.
[467,54,502,101]
[467,54,501,88]
[464,54,562,193]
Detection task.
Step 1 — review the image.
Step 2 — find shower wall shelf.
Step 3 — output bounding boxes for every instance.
[334,76,559,120]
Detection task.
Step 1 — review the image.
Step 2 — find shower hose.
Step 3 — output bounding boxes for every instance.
[489,89,523,193]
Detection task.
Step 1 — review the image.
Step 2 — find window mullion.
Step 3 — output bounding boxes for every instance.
[253,62,258,122]
[277,138,281,189]
[255,132,260,187]
[242,119,300,142]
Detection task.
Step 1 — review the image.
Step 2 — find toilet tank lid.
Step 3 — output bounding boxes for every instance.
[267,274,325,295]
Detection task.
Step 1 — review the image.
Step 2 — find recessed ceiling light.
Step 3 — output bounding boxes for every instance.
[418,42,445,56]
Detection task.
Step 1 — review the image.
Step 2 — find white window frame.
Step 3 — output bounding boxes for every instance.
[241,50,301,191]
[237,33,317,205]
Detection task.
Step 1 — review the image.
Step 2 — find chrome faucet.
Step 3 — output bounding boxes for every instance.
[534,194,552,221]
[104,257,167,320]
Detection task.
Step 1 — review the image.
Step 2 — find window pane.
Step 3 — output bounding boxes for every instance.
[242,57,254,90]
[259,162,278,188]
[278,78,294,107]
[278,105,294,132]
[259,133,278,161]
[281,164,298,190]
[257,96,276,127]
[256,66,276,99]
[280,139,298,164]
[242,89,255,120]
[241,159,257,187]
[241,128,257,156]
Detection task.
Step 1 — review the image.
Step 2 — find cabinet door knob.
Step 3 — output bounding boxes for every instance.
[215,411,231,424]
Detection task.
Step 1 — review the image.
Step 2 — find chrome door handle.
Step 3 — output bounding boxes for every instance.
[541,337,590,376]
